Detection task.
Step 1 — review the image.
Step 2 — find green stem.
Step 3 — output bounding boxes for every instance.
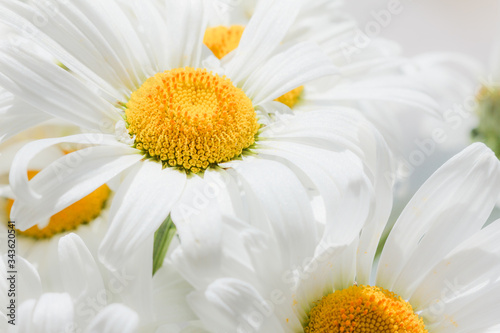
[152,214,176,275]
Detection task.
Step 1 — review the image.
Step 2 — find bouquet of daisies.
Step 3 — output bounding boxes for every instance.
[1,1,499,332]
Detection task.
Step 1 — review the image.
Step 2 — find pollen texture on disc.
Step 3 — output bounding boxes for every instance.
[125,67,259,173]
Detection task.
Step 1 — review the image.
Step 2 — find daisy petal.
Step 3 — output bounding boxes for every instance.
[153,262,198,325]
[0,48,120,130]
[188,278,284,333]
[232,158,318,268]
[376,143,500,297]
[410,220,500,313]
[99,161,186,269]
[0,0,148,94]
[256,142,372,242]
[58,234,105,306]
[10,135,141,229]
[163,0,209,69]
[30,293,74,333]
[223,0,301,84]
[242,41,338,105]
[17,256,42,305]
[84,303,138,333]
[0,90,50,143]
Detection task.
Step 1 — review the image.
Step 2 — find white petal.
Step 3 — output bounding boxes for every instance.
[84,303,138,333]
[0,91,50,143]
[17,256,42,305]
[188,278,284,333]
[162,0,209,69]
[171,202,255,291]
[295,241,359,321]
[410,219,500,312]
[58,234,105,308]
[0,47,120,130]
[376,143,500,297]
[152,262,197,325]
[10,136,142,229]
[423,280,500,333]
[255,142,372,243]
[223,0,301,84]
[232,158,319,269]
[311,79,440,116]
[30,293,74,333]
[99,161,186,269]
[0,0,149,94]
[241,41,338,106]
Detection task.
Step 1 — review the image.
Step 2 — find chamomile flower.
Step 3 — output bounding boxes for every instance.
[0,123,112,292]
[204,0,441,125]
[0,0,392,270]
[0,233,199,333]
[171,143,500,332]
[472,42,500,158]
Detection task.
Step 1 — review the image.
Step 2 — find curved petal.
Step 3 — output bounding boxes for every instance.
[188,278,285,333]
[29,293,74,333]
[222,0,300,84]
[99,160,186,269]
[231,158,319,269]
[0,0,149,95]
[0,90,50,144]
[84,303,138,333]
[0,48,121,130]
[411,219,500,316]
[152,262,197,325]
[241,41,338,106]
[17,256,42,305]
[376,143,500,297]
[58,234,105,308]
[10,137,142,230]
[255,142,372,241]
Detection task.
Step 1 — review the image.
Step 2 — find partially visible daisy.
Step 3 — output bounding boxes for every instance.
[472,41,500,158]
[170,143,500,332]
[0,233,199,333]
[204,0,441,124]
[0,0,392,270]
[0,122,112,291]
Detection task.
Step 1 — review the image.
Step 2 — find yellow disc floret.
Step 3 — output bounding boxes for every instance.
[304,285,428,333]
[275,86,304,108]
[203,25,304,108]
[203,25,245,59]
[125,67,259,173]
[6,171,110,239]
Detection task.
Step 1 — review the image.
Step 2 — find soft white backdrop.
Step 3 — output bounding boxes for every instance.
[344,0,500,64]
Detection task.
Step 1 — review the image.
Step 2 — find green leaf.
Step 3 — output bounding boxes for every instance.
[152,214,176,275]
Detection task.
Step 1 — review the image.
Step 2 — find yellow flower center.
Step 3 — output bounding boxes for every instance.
[203,25,304,108]
[125,68,259,173]
[472,86,500,158]
[304,285,427,333]
[203,25,245,60]
[6,171,110,239]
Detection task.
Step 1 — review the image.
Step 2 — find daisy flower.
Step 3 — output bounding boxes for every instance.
[0,122,113,292]
[472,41,500,158]
[0,0,392,270]
[0,233,199,333]
[170,143,500,332]
[204,0,441,124]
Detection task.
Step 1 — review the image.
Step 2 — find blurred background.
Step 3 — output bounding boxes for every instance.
[344,0,500,64]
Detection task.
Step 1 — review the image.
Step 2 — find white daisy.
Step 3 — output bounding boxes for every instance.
[170,143,500,332]
[0,122,112,292]
[472,41,500,158]
[204,0,441,121]
[0,233,198,333]
[0,0,392,270]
